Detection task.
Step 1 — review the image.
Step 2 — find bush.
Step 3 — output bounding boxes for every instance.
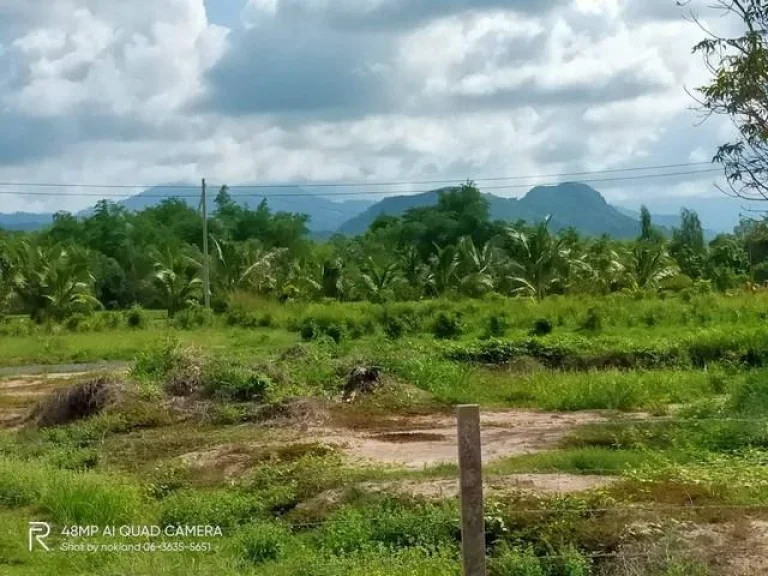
[660,274,694,293]
[529,318,553,337]
[125,305,148,329]
[731,373,768,415]
[131,339,186,382]
[202,361,273,402]
[226,301,261,328]
[299,318,346,343]
[754,262,768,285]
[489,545,544,576]
[172,304,214,329]
[300,320,319,341]
[160,489,265,529]
[236,522,291,565]
[431,312,464,340]
[101,311,123,330]
[580,308,602,333]
[483,314,509,339]
[63,313,90,332]
[383,315,406,339]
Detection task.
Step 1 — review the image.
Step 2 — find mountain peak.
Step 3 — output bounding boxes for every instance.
[524,182,608,208]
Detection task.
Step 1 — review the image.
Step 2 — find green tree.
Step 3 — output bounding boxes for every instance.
[670,209,707,279]
[12,243,101,322]
[503,218,572,300]
[151,248,202,317]
[692,1,768,200]
[625,242,677,291]
[359,256,401,302]
[707,233,750,289]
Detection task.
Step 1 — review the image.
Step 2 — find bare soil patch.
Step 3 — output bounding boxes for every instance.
[366,473,615,498]
[317,409,625,469]
[688,520,768,576]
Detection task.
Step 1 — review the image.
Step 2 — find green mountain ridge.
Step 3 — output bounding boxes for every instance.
[339,182,648,238]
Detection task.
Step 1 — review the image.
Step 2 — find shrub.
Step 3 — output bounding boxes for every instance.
[660,274,694,293]
[300,320,319,341]
[131,339,186,382]
[529,318,553,337]
[731,374,768,415]
[161,489,265,529]
[146,461,191,499]
[431,312,464,340]
[172,304,214,330]
[299,318,346,343]
[489,545,545,576]
[125,305,148,329]
[580,308,602,333]
[101,311,123,330]
[236,522,291,565]
[226,300,261,328]
[484,314,509,339]
[202,361,273,402]
[754,262,768,284]
[383,315,406,339]
[64,313,90,332]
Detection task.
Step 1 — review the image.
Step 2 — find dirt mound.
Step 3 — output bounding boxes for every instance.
[28,376,121,427]
[342,366,382,402]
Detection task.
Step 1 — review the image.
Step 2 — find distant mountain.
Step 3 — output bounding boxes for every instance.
[339,182,645,238]
[614,196,753,234]
[0,186,374,234]
[113,185,374,233]
[614,207,717,240]
[0,212,53,231]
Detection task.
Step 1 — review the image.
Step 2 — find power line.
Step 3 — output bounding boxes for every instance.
[0,168,723,199]
[0,161,716,190]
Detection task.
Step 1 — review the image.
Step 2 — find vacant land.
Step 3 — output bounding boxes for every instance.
[2,293,768,575]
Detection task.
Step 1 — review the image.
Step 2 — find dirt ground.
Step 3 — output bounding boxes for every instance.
[363,474,616,498]
[0,373,91,426]
[315,409,624,469]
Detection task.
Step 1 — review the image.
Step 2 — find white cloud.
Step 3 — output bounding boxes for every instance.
[4,0,228,118]
[0,0,740,216]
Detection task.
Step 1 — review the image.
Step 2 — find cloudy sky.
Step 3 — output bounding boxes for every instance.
[0,0,739,213]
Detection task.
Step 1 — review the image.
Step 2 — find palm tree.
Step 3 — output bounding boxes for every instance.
[152,248,202,317]
[425,244,459,296]
[359,256,401,302]
[584,237,626,294]
[11,243,102,322]
[503,218,571,300]
[456,236,496,296]
[210,237,285,296]
[625,242,678,290]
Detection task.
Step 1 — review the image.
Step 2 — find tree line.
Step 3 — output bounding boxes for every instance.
[0,183,766,322]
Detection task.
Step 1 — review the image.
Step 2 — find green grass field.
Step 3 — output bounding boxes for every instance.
[2,293,768,575]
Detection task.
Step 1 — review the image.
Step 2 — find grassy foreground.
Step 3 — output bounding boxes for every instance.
[2,292,768,574]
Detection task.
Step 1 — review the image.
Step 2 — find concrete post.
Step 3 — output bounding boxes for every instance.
[457,404,486,576]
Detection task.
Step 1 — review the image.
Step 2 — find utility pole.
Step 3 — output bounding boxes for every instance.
[201,178,211,309]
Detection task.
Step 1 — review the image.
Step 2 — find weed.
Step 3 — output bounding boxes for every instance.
[530,318,554,337]
[431,312,464,340]
[125,305,148,329]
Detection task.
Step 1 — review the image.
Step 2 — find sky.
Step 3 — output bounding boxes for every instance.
[0,0,742,214]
